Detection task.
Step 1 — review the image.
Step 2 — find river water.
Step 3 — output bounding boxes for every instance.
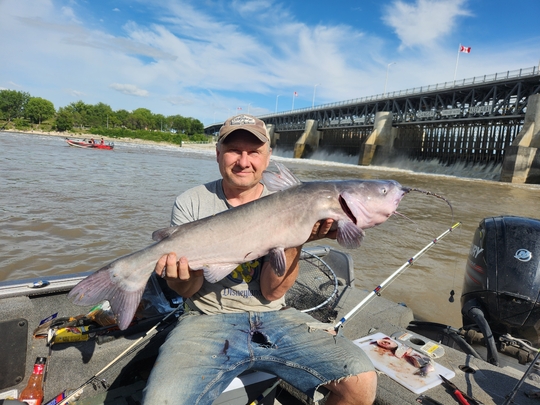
[1,131,539,328]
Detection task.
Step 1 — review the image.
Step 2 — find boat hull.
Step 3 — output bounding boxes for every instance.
[66,138,114,150]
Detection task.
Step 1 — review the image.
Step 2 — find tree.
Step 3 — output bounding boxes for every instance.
[131,108,153,130]
[56,107,74,131]
[87,102,114,128]
[0,90,31,122]
[187,117,204,135]
[25,97,55,124]
[114,109,131,128]
[154,113,166,131]
[66,100,91,128]
[170,115,204,135]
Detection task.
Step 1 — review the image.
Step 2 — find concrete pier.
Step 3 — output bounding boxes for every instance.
[358,112,396,165]
[293,119,320,158]
[500,94,540,183]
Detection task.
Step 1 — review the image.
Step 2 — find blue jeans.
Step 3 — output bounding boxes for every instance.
[143,308,374,404]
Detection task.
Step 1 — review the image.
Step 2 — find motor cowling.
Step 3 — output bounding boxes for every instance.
[461,216,540,346]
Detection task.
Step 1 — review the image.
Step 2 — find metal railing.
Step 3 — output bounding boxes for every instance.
[205,66,539,128]
[259,66,539,119]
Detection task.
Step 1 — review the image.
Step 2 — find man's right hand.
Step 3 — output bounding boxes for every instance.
[155,253,204,297]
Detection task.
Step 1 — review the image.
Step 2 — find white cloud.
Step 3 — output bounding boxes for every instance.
[1,0,538,125]
[382,0,471,49]
[109,83,149,97]
[66,89,86,98]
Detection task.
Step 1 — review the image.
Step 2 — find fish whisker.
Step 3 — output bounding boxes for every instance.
[393,211,415,225]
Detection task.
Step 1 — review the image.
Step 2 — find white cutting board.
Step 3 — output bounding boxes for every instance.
[354,333,455,394]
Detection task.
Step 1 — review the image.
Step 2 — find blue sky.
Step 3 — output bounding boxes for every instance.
[1,0,539,126]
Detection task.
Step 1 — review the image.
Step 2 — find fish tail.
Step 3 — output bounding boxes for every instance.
[67,268,144,330]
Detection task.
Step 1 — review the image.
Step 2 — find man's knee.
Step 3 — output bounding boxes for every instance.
[324,370,377,405]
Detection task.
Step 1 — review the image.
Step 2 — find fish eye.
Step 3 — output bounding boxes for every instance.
[381,187,387,195]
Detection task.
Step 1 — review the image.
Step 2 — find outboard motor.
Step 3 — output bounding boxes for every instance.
[461,216,540,365]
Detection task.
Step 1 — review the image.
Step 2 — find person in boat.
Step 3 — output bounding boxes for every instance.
[100,138,104,145]
[143,114,377,405]
[89,138,95,144]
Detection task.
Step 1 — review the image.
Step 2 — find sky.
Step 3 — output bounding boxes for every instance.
[1,0,539,126]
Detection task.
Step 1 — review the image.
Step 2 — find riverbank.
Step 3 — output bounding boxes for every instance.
[1,128,217,150]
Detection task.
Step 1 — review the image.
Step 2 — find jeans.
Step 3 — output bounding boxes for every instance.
[143,308,374,405]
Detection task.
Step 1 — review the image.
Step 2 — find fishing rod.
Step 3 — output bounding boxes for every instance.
[54,306,182,405]
[334,222,462,332]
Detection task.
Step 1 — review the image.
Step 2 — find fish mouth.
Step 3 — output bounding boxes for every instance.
[339,195,357,225]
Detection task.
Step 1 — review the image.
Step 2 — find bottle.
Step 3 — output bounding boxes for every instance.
[19,357,47,405]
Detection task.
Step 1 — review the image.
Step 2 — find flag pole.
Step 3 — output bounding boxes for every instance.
[453,44,461,85]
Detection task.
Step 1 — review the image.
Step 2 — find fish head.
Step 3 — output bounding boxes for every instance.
[339,180,406,229]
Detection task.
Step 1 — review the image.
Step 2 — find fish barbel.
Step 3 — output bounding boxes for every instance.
[68,163,410,329]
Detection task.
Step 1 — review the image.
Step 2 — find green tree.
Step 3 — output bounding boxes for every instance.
[87,102,114,128]
[25,97,55,124]
[114,109,130,128]
[56,107,74,131]
[169,115,204,135]
[154,113,166,131]
[131,108,153,130]
[66,100,91,128]
[169,115,187,134]
[187,117,204,135]
[0,90,31,122]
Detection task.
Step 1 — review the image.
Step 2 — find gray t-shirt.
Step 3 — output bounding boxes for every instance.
[171,179,286,314]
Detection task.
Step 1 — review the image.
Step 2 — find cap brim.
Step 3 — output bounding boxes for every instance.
[219,128,268,143]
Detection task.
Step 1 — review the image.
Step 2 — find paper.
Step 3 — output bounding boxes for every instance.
[354,332,455,394]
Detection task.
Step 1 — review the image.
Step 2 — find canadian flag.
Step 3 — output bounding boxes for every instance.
[459,45,471,53]
[294,91,298,96]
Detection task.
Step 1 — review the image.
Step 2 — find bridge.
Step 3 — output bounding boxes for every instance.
[204,66,540,183]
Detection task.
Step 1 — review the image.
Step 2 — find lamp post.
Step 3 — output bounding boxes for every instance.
[275,95,281,113]
[384,62,396,96]
[248,103,252,114]
[312,83,320,108]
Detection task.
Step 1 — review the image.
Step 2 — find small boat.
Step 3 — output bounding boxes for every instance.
[66,138,114,150]
[2,219,540,404]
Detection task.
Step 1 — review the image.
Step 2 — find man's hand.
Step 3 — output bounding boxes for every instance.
[155,253,204,297]
[307,219,337,242]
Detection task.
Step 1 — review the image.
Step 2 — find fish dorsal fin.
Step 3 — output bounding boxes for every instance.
[152,225,182,242]
[262,162,302,192]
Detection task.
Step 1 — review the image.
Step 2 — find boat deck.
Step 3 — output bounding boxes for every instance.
[1,247,540,404]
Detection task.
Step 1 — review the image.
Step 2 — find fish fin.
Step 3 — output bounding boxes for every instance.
[203,263,241,283]
[67,268,144,330]
[262,162,302,192]
[336,220,365,248]
[269,247,287,276]
[152,225,181,242]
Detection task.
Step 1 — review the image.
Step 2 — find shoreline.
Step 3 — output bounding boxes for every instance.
[1,128,217,150]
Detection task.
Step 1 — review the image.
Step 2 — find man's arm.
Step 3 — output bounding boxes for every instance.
[260,219,337,301]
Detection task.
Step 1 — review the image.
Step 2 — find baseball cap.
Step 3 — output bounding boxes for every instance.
[218,114,270,143]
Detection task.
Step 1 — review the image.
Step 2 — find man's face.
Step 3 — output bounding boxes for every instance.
[216,130,272,192]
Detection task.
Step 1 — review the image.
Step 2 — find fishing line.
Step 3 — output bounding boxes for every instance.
[333,222,462,332]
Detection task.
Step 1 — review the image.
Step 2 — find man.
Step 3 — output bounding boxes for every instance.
[143,114,377,405]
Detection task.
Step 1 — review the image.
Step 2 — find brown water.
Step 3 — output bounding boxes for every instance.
[1,131,539,328]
